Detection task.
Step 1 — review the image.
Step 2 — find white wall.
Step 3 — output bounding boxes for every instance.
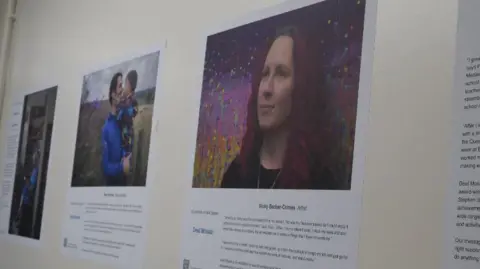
[0,0,7,48]
[0,0,458,269]
[0,0,10,99]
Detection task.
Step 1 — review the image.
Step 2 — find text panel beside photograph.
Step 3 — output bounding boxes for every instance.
[8,87,57,241]
[445,0,480,268]
[62,50,160,269]
[183,0,376,269]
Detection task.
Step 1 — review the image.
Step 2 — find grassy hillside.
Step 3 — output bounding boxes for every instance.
[136,88,155,106]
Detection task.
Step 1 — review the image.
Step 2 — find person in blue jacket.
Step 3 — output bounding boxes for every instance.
[16,145,40,237]
[102,72,130,186]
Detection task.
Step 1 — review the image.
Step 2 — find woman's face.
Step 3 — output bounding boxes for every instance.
[116,75,123,95]
[257,36,294,132]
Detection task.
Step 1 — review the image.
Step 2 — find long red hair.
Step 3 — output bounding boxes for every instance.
[238,26,333,189]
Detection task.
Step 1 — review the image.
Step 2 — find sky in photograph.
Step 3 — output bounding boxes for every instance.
[83,51,159,102]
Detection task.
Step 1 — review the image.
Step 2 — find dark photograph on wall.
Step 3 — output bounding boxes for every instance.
[192,0,366,190]
[71,51,159,187]
[8,86,57,240]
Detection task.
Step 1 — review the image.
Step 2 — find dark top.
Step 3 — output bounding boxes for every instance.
[101,113,126,186]
[117,95,138,127]
[221,156,345,190]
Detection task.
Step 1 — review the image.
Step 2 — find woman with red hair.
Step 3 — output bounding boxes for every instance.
[221,26,346,190]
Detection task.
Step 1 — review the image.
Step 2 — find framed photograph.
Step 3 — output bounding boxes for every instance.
[182,1,377,268]
[0,86,58,245]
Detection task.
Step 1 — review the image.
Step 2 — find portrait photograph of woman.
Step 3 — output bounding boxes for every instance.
[192,0,366,190]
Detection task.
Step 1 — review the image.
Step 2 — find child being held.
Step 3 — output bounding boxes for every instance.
[116,70,138,168]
